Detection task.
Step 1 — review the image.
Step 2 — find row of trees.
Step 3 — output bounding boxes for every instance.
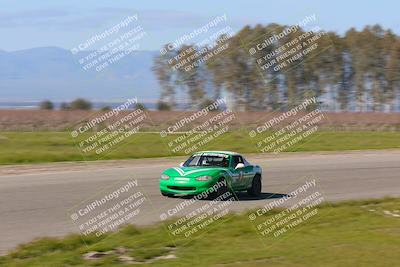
[40,99,93,110]
[39,99,149,111]
[153,24,400,111]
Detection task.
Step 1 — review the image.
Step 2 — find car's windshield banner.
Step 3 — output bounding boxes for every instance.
[194,153,229,158]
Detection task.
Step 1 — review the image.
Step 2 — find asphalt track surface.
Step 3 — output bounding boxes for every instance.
[1,150,399,255]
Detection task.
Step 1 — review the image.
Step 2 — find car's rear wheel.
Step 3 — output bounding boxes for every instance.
[247,174,262,197]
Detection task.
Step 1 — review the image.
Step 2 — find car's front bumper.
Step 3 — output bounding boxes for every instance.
[159,177,217,195]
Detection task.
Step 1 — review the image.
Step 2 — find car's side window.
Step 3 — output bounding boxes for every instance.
[230,156,235,168]
[231,156,237,168]
[231,156,243,168]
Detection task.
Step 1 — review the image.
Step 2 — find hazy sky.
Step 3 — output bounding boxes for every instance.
[1,0,398,51]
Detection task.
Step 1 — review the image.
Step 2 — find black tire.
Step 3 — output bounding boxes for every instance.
[161,192,173,197]
[247,174,262,197]
[209,178,229,199]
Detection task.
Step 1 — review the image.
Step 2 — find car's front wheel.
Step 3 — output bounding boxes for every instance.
[247,174,262,197]
[209,178,229,199]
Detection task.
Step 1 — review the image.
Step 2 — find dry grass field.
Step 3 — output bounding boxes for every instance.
[0,110,399,131]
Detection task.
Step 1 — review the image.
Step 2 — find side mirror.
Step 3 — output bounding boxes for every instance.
[179,162,184,167]
[235,163,245,170]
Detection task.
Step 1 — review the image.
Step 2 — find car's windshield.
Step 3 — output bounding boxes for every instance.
[183,154,229,167]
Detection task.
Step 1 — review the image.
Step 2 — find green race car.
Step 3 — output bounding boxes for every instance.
[160,151,262,198]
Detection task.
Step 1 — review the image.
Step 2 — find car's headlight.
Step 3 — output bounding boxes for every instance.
[196,175,212,181]
[160,174,170,180]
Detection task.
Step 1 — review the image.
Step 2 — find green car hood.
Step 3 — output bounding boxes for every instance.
[163,166,227,178]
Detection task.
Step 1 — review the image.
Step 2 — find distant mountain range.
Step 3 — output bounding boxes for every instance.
[0,47,161,102]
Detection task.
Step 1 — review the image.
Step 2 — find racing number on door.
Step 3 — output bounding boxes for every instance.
[231,155,246,187]
[238,170,244,182]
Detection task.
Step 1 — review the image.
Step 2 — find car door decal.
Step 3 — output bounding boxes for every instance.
[239,170,244,182]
